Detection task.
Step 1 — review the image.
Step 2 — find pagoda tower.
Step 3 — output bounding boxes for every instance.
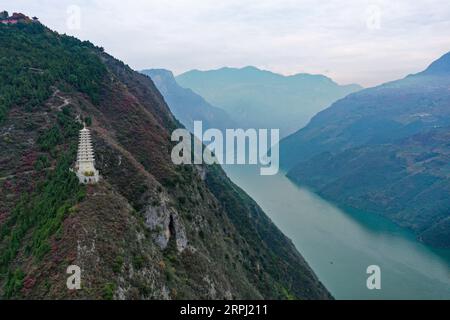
[75,126,99,184]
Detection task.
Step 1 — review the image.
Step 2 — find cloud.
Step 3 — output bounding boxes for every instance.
[1,0,449,86]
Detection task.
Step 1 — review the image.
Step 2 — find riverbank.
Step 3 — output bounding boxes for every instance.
[223,164,450,299]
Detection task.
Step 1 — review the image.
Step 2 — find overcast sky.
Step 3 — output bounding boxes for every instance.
[2,0,450,87]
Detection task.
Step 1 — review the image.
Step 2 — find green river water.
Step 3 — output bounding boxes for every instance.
[223,165,450,299]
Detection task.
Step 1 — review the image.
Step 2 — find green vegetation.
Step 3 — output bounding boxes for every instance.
[112,255,124,274]
[102,282,116,300]
[37,107,82,153]
[205,163,328,299]
[0,22,99,296]
[37,126,62,152]
[0,22,106,122]
[0,110,84,297]
[0,19,331,299]
[34,155,50,171]
[132,252,146,270]
[281,52,450,247]
[3,269,25,299]
[84,116,92,126]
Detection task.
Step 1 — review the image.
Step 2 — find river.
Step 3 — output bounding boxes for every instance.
[223,164,450,299]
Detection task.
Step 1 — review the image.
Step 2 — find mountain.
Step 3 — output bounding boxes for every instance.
[176,66,362,138]
[280,52,450,248]
[141,69,235,133]
[0,17,331,299]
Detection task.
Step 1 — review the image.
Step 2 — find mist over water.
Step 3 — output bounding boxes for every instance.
[223,164,450,299]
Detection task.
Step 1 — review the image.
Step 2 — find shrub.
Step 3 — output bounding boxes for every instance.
[103,282,116,300]
[3,269,25,298]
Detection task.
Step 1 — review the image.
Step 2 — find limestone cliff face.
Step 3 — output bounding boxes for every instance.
[0,21,331,299]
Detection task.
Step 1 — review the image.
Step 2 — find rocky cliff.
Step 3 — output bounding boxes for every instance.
[0,19,331,299]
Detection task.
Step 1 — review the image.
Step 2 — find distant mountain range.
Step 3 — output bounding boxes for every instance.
[176,66,362,138]
[141,69,235,133]
[280,52,450,248]
[0,19,331,299]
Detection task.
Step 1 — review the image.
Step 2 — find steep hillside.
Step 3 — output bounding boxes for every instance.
[281,52,450,248]
[0,19,331,299]
[141,69,235,133]
[176,66,362,138]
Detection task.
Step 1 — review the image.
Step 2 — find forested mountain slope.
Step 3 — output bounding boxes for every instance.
[281,52,450,248]
[0,19,330,299]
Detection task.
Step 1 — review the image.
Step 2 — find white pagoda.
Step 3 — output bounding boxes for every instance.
[75,126,99,184]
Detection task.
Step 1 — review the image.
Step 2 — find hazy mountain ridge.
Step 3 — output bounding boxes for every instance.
[0,20,331,299]
[141,69,235,132]
[176,66,362,137]
[281,52,450,248]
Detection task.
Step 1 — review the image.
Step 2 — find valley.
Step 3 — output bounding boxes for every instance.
[223,164,450,299]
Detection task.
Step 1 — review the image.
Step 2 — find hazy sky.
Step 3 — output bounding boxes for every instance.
[2,0,450,87]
